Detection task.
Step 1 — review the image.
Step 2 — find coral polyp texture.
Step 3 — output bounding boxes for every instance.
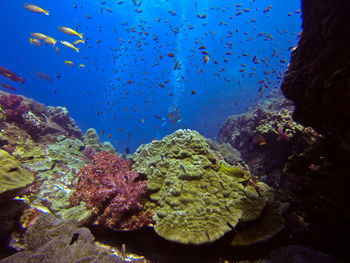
[70,151,152,231]
[131,129,285,245]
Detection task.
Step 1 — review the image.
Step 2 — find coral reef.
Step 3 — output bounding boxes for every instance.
[70,151,152,231]
[0,90,82,143]
[281,0,350,146]
[46,106,83,139]
[0,94,28,123]
[83,128,116,154]
[0,213,126,263]
[132,129,284,245]
[218,105,321,187]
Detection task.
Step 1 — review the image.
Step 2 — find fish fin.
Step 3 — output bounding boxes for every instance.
[76,47,79,53]
[78,33,84,39]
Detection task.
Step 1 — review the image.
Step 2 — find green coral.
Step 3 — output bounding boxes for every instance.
[132,129,276,245]
[0,149,34,195]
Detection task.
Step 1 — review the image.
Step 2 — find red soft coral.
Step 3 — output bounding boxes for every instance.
[70,151,153,230]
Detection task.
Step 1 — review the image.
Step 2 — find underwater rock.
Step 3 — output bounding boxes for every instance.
[0,149,34,200]
[83,128,101,147]
[206,138,242,165]
[218,106,321,188]
[0,213,125,263]
[47,106,82,139]
[267,244,342,263]
[0,91,83,143]
[281,0,350,146]
[101,141,116,154]
[132,129,283,245]
[280,140,349,260]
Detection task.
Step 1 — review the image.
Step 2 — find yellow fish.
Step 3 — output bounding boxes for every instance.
[79,64,85,68]
[60,41,79,52]
[64,60,74,66]
[58,27,83,39]
[43,37,57,46]
[73,39,86,46]
[29,38,41,46]
[30,32,49,40]
[24,3,49,15]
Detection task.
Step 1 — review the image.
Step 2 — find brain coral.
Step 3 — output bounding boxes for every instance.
[132,129,275,245]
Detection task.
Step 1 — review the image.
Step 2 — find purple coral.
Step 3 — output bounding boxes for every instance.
[0,94,28,122]
[70,151,153,230]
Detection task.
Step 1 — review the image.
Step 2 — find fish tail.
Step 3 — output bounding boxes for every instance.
[78,33,83,39]
[75,47,79,53]
[44,10,49,15]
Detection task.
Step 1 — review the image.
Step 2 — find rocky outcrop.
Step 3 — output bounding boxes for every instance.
[281,0,350,143]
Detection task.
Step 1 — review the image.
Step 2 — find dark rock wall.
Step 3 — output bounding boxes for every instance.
[281,0,350,139]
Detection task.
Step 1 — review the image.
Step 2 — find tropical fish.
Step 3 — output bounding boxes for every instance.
[191,90,197,95]
[174,60,179,70]
[43,37,57,46]
[29,38,41,46]
[309,164,321,172]
[107,134,112,138]
[120,128,123,133]
[79,64,85,68]
[58,27,83,39]
[60,41,79,52]
[35,71,52,82]
[203,55,210,63]
[263,5,273,13]
[250,134,266,147]
[0,83,17,91]
[23,3,49,15]
[69,233,79,245]
[73,39,86,46]
[30,32,48,41]
[64,60,74,66]
[0,66,25,83]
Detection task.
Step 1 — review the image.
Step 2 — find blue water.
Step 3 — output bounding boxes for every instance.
[0,0,301,153]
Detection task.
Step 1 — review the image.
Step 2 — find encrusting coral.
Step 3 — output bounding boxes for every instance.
[70,151,153,231]
[132,129,285,245]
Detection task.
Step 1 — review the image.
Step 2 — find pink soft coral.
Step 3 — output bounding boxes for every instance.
[70,151,153,230]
